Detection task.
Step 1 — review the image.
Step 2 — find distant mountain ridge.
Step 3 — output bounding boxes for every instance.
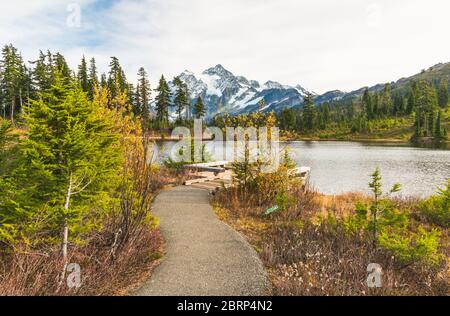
[169,62,450,119]
[171,64,310,119]
[318,62,450,104]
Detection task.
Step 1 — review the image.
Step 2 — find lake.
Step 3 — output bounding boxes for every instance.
[153,141,450,197]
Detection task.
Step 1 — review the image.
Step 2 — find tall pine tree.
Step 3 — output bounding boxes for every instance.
[135,67,151,120]
[154,75,171,125]
[77,55,89,93]
[0,44,27,122]
[194,96,206,119]
[173,76,189,121]
[302,93,316,131]
[363,87,373,119]
[438,79,448,108]
[87,57,98,100]
[107,57,128,102]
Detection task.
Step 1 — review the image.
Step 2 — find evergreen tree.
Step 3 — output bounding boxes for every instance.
[53,52,72,84]
[136,67,151,120]
[302,93,316,131]
[415,81,439,138]
[154,75,171,125]
[194,96,206,119]
[11,72,122,257]
[438,79,448,108]
[87,57,98,100]
[406,90,416,114]
[434,111,443,139]
[173,76,189,121]
[278,108,296,131]
[107,57,128,102]
[133,83,141,116]
[363,88,373,119]
[380,84,393,115]
[0,44,27,122]
[100,73,107,89]
[393,92,405,115]
[77,55,89,93]
[30,51,52,93]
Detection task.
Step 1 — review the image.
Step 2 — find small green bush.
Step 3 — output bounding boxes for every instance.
[378,226,443,266]
[163,157,187,174]
[342,202,368,236]
[419,181,450,227]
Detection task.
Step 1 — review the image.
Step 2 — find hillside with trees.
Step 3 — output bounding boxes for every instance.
[276,64,450,144]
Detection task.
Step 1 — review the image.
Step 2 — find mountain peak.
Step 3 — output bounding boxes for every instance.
[202,64,234,77]
[172,64,313,119]
[263,80,285,90]
[181,69,194,75]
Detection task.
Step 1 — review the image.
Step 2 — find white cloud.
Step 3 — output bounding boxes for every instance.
[1,0,449,93]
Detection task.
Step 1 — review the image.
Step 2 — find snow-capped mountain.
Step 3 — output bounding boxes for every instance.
[172,64,311,119]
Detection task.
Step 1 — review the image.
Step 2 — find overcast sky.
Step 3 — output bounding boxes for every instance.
[1,0,449,94]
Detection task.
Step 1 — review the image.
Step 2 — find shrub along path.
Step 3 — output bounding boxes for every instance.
[134,186,269,296]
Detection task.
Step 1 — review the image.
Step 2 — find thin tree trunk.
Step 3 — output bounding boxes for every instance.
[373,197,378,248]
[58,172,73,292]
[10,98,14,124]
[62,172,73,259]
[19,88,23,116]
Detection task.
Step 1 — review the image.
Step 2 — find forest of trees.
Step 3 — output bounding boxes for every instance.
[0,44,179,294]
[276,80,449,141]
[0,44,209,133]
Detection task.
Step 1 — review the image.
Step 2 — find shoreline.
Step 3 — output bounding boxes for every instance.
[281,137,410,144]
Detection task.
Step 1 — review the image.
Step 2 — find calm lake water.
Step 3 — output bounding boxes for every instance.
[154,141,450,198]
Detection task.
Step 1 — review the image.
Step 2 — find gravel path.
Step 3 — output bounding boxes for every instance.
[134,186,269,296]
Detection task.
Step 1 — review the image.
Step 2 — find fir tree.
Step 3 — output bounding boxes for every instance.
[302,93,316,131]
[53,52,72,84]
[77,55,89,93]
[133,83,141,116]
[416,81,439,137]
[438,79,448,108]
[107,57,128,102]
[380,84,393,116]
[30,51,52,93]
[136,67,151,120]
[100,73,107,89]
[154,75,171,125]
[434,111,443,139]
[173,76,189,121]
[194,96,206,119]
[372,93,379,117]
[0,44,27,122]
[363,88,373,119]
[407,90,416,114]
[87,57,98,100]
[394,92,405,115]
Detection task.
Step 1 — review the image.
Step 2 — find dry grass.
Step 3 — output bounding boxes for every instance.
[213,187,449,296]
[0,228,163,296]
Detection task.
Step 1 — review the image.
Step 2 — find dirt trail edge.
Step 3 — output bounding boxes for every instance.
[134,186,269,296]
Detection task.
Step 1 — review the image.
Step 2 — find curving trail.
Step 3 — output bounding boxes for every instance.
[134,186,269,296]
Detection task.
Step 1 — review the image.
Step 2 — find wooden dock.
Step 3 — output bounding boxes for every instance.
[183,161,311,194]
[184,161,233,194]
